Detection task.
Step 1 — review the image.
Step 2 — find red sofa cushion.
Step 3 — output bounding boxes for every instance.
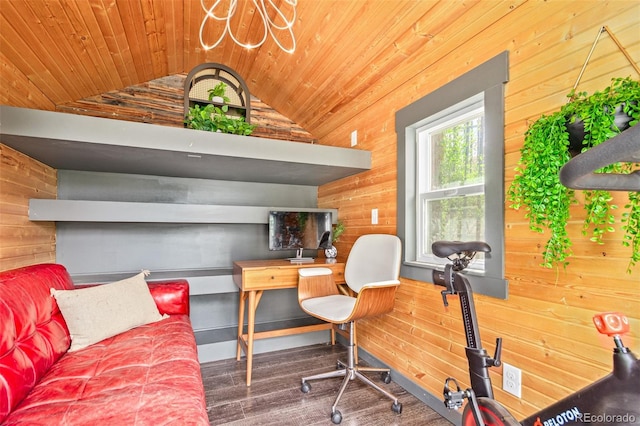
[0,264,74,421]
[148,281,191,316]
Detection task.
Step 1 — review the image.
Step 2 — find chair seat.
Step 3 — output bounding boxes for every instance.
[301,295,356,323]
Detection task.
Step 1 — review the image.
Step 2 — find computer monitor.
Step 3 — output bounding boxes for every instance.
[268,210,333,251]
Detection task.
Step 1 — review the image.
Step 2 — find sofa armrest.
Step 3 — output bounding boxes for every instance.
[147,280,190,316]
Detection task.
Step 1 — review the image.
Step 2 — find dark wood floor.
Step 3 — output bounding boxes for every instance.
[200,343,452,426]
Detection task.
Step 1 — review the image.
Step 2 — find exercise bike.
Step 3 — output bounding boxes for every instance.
[431,240,640,426]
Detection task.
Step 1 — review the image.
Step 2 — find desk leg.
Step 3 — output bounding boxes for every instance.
[236,290,247,361]
[246,290,259,386]
[236,289,264,386]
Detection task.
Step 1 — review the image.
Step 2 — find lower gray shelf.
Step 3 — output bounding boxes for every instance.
[194,327,238,346]
[194,317,329,346]
[71,267,233,284]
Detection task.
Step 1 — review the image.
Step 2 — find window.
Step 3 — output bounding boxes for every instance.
[396,51,509,299]
[417,94,486,270]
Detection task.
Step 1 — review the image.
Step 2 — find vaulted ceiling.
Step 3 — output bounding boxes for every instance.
[1,1,519,140]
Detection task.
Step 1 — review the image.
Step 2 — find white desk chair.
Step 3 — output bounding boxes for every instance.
[297,234,403,424]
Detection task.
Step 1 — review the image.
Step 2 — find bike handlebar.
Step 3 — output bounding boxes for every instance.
[559,124,640,191]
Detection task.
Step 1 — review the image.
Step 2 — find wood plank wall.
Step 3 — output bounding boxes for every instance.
[317,1,639,419]
[0,144,56,270]
[56,74,317,143]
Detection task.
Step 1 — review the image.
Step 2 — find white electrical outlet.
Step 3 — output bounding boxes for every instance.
[371,208,378,225]
[351,130,358,146]
[502,362,522,398]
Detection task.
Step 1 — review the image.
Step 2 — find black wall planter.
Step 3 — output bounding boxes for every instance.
[566,103,635,156]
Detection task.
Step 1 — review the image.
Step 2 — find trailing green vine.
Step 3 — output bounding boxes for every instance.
[622,191,640,272]
[508,113,576,268]
[185,103,255,135]
[582,190,616,244]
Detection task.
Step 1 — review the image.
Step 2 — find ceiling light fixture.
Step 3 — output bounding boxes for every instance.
[199,0,297,53]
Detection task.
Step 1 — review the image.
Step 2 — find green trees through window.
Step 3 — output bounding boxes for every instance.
[418,103,486,267]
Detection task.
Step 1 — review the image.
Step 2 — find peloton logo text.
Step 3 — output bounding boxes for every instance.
[533,407,638,426]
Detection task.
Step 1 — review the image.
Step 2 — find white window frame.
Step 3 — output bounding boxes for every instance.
[416,96,485,269]
[396,51,509,299]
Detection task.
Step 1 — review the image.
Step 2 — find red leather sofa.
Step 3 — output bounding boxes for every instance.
[0,263,209,425]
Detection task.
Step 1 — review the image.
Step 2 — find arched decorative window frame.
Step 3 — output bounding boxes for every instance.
[184,63,252,123]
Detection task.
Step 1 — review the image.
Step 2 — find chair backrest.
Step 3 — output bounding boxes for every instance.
[344,234,402,293]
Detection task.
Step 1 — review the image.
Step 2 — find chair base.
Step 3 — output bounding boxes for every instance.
[300,322,402,424]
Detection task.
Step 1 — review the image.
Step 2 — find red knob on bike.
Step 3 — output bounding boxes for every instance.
[593,312,629,336]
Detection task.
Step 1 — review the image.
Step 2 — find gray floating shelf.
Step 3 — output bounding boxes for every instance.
[0,106,371,186]
[28,200,338,224]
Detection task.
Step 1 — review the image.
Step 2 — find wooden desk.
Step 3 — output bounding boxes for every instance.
[232,258,345,386]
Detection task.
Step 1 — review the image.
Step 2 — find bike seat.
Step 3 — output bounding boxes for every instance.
[432,241,491,258]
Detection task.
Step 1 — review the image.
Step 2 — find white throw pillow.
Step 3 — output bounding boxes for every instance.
[51,270,168,352]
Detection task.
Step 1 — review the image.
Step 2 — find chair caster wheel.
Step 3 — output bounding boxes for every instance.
[381,371,392,384]
[392,402,403,414]
[331,410,342,424]
[301,382,311,393]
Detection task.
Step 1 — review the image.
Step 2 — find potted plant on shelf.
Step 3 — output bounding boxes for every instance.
[184,82,255,136]
[507,77,640,271]
[207,82,230,104]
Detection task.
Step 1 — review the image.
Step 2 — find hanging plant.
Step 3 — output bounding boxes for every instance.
[508,77,640,271]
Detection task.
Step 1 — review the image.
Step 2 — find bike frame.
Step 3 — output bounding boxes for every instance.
[437,264,500,399]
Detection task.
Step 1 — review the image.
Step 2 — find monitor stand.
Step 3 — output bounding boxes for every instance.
[287,248,315,263]
[288,257,314,263]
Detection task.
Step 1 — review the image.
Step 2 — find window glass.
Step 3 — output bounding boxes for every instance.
[417,98,485,268]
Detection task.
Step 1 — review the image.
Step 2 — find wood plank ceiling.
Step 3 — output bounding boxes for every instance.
[1,0,513,140]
